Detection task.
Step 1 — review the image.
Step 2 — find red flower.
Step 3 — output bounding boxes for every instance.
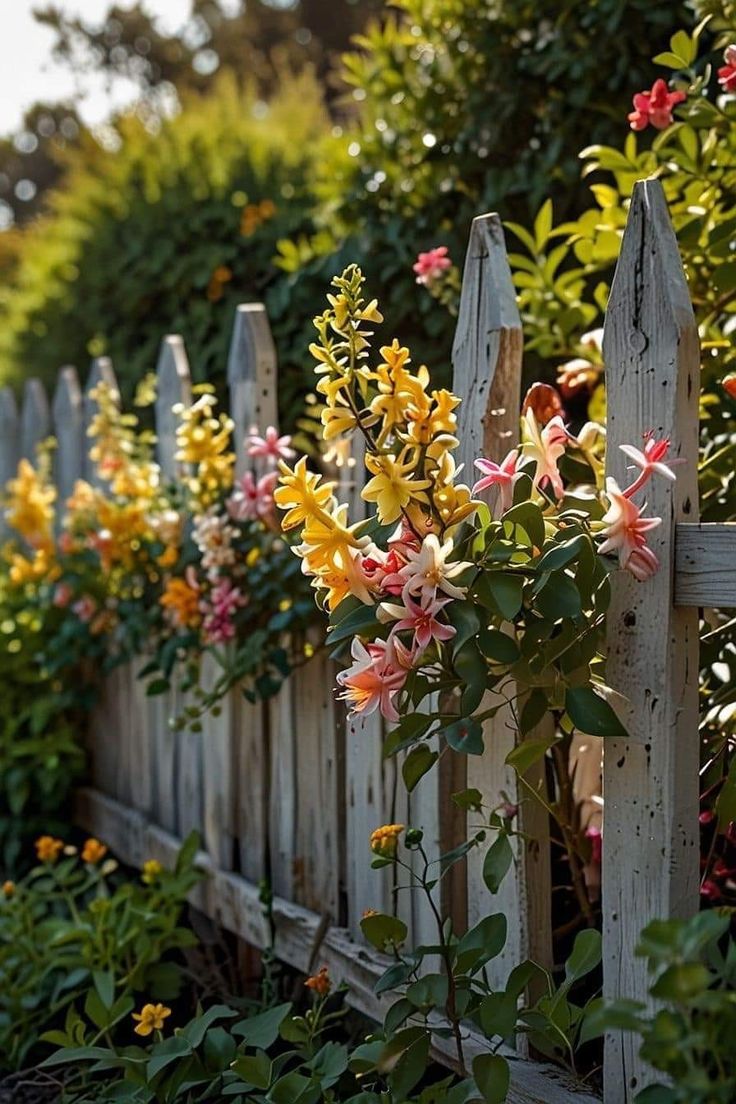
[700,879,721,901]
[628,79,685,131]
[723,374,736,400]
[718,45,736,93]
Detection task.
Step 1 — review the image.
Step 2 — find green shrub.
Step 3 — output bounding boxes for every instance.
[285,0,689,385]
[0,70,329,425]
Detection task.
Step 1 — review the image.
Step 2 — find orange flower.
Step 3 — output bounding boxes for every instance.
[81,838,108,865]
[2,881,15,898]
[160,575,201,629]
[304,966,331,997]
[369,823,405,859]
[35,835,64,863]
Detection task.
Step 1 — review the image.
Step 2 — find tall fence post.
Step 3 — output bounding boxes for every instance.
[452,213,553,985]
[602,179,700,1103]
[52,366,84,510]
[20,378,50,461]
[155,336,192,480]
[226,305,278,884]
[0,388,20,539]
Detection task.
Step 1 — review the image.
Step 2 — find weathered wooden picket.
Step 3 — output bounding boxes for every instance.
[3,179,736,1104]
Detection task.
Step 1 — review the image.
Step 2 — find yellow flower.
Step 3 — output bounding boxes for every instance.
[275,458,337,532]
[35,836,64,864]
[370,824,405,859]
[142,859,163,885]
[175,395,235,507]
[8,548,59,587]
[157,545,179,568]
[81,838,108,865]
[160,576,201,629]
[321,404,358,440]
[298,503,366,574]
[4,459,55,550]
[2,881,15,899]
[132,1002,171,1036]
[362,452,430,525]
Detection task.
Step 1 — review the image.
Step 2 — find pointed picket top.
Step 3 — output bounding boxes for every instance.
[19,377,51,462]
[602,178,699,1103]
[155,335,192,480]
[227,304,278,475]
[83,357,119,484]
[452,212,523,480]
[52,366,84,508]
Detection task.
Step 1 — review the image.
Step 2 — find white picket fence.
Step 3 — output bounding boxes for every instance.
[3,179,735,1104]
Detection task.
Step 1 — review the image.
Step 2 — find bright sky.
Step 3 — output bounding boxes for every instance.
[0,0,194,137]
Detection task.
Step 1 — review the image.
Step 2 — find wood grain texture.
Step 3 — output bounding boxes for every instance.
[83,357,118,485]
[19,378,50,462]
[227,304,278,476]
[674,522,736,607]
[452,212,552,985]
[75,786,600,1104]
[602,179,700,1104]
[128,659,152,816]
[155,336,192,480]
[0,388,20,538]
[52,366,84,509]
[201,650,235,870]
[233,694,269,882]
[268,677,297,901]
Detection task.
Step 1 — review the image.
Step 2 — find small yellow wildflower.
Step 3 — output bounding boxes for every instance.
[275,458,337,532]
[81,838,108,865]
[142,859,163,885]
[132,1002,171,1036]
[362,453,430,525]
[370,824,405,859]
[35,836,64,864]
[2,881,15,899]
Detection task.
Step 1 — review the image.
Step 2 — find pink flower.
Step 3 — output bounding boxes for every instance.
[523,409,568,498]
[336,636,412,723]
[53,582,73,609]
[378,592,456,654]
[227,471,279,523]
[598,477,661,577]
[619,432,683,499]
[413,246,452,287]
[246,426,294,463]
[72,595,97,623]
[700,879,721,901]
[201,578,246,645]
[585,825,602,866]
[718,45,736,93]
[472,449,521,514]
[628,79,685,131]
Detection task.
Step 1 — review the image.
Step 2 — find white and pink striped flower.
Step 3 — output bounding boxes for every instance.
[472,449,521,514]
[227,470,279,523]
[336,636,413,723]
[378,592,456,654]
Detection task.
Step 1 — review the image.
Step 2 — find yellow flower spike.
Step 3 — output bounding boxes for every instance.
[4,459,56,550]
[132,1003,171,1037]
[362,453,431,525]
[370,824,405,859]
[275,458,338,531]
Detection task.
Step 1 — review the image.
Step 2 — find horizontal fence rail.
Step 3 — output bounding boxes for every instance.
[3,178,735,1104]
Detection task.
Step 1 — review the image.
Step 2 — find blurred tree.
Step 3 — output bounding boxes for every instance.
[0,103,83,227]
[35,0,382,105]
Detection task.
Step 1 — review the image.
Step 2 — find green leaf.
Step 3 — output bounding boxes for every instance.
[472,1053,510,1104]
[406,973,448,1010]
[565,686,627,738]
[452,787,483,811]
[482,834,513,894]
[41,1046,114,1068]
[444,717,484,756]
[485,573,524,620]
[506,736,553,776]
[536,575,581,620]
[402,744,438,792]
[519,689,548,735]
[536,535,586,573]
[231,1002,291,1049]
[565,929,602,983]
[479,992,517,1040]
[147,1035,192,1080]
[146,678,170,696]
[456,914,507,973]
[360,912,408,951]
[478,627,520,664]
[93,970,115,1010]
[453,641,488,715]
[328,603,379,648]
[231,1050,273,1090]
[651,962,711,1002]
[447,600,481,656]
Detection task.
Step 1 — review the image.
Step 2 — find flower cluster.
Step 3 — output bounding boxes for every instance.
[628,78,686,131]
[279,268,677,745]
